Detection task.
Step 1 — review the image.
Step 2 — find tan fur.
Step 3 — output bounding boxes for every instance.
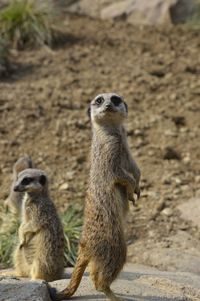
[1,169,64,281]
[4,155,33,214]
[55,93,140,301]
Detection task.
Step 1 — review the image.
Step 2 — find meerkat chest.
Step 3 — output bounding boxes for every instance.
[22,193,34,223]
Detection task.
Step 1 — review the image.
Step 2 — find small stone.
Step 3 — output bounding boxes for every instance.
[162,177,171,185]
[179,127,189,133]
[173,188,181,195]
[161,208,173,217]
[66,171,75,180]
[195,175,200,184]
[183,156,190,164]
[174,177,182,185]
[164,130,177,137]
[148,150,155,156]
[134,129,145,136]
[180,185,189,192]
[59,183,69,191]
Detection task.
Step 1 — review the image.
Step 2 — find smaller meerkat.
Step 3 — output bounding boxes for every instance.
[4,155,33,214]
[51,93,140,301]
[1,168,64,281]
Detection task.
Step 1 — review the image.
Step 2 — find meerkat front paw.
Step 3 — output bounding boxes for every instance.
[135,185,140,200]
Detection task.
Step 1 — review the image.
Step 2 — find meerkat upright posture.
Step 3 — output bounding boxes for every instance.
[2,168,64,281]
[4,155,33,214]
[53,93,140,301]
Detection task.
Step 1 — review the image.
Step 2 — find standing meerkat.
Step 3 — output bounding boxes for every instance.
[1,168,64,281]
[4,155,33,214]
[52,93,140,301]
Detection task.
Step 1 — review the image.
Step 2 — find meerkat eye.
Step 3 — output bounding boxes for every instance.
[21,177,33,185]
[111,95,122,106]
[95,97,104,105]
[39,175,46,186]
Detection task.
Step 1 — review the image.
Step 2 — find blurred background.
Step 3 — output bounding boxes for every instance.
[0,0,199,276]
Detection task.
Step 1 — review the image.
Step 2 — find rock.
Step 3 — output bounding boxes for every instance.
[164,129,178,137]
[161,207,173,217]
[128,231,200,275]
[101,0,174,25]
[59,182,69,191]
[49,263,200,300]
[2,263,200,300]
[0,277,51,301]
[178,197,200,229]
[56,0,194,25]
[183,156,190,164]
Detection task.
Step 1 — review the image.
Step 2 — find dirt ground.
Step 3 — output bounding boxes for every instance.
[0,14,199,268]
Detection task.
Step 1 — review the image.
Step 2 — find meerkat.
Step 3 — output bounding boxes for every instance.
[1,168,64,281]
[51,93,141,301]
[4,155,33,214]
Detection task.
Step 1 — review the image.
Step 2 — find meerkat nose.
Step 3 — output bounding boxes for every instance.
[13,185,19,192]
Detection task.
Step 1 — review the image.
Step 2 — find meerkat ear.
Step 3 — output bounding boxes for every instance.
[39,175,46,186]
[87,107,91,119]
[124,101,128,113]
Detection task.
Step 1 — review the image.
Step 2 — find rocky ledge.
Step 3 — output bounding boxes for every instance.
[1,263,200,300]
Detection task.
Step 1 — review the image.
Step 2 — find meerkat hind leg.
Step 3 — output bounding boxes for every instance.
[0,270,16,277]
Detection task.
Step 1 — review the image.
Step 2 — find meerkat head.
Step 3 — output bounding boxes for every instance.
[14,168,48,194]
[88,93,128,125]
[13,155,33,175]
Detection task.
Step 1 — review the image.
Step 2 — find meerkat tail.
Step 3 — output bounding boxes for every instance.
[53,254,89,300]
[104,287,123,301]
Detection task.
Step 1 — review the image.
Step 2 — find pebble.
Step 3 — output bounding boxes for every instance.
[181,185,189,192]
[174,177,182,185]
[183,156,190,164]
[164,130,177,137]
[195,175,200,184]
[59,183,69,191]
[173,188,181,195]
[134,129,145,136]
[161,208,173,217]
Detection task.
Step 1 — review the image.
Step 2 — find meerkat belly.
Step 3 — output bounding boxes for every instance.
[85,189,125,244]
[23,234,39,264]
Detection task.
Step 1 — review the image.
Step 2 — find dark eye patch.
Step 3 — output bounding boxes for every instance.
[87,107,91,118]
[21,177,33,186]
[95,96,104,105]
[39,175,46,186]
[111,95,122,106]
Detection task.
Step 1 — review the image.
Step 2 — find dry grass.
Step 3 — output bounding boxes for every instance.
[0,0,61,49]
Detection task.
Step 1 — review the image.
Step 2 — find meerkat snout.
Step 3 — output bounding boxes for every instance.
[88,93,128,124]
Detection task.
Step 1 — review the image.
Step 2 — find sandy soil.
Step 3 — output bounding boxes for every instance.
[0,14,199,267]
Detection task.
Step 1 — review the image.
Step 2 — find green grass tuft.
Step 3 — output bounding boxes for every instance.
[62,204,83,267]
[0,206,19,269]
[0,0,60,49]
